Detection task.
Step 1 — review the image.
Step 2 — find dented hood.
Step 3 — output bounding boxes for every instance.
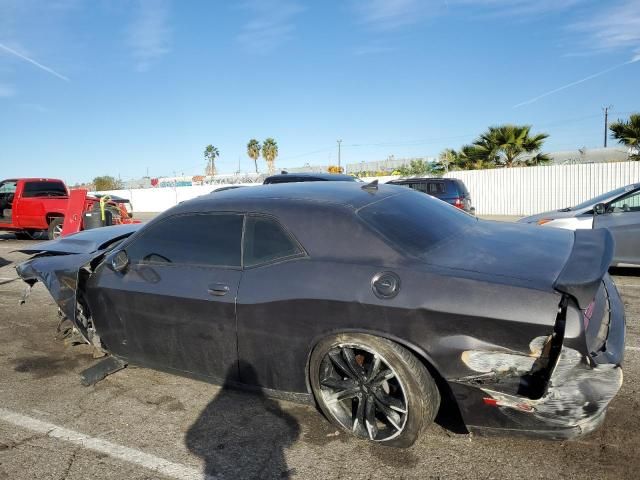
[16,223,142,255]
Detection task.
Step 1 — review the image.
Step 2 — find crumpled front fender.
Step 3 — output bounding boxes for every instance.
[16,252,100,342]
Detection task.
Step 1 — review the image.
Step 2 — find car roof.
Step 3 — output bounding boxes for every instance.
[388,177,457,183]
[1,178,65,183]
[172,181,403,213]
[264,172,356,182]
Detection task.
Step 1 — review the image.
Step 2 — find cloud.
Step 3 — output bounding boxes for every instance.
[570,0,640,57]
[0,42,70,81]
[127,0,172,71]
[353,0,430,30]
[236,0,303,54]
[352,0,584,30]
[352,44,395,56]
[0,83,16,97]
[20,103,49,112]
[514,58,639,108]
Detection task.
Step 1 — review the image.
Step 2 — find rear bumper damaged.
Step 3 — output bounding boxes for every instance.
[451,276,625,440]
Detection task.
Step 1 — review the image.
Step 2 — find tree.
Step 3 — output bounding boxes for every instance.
[433,149,460,174]
[93,176,122,191]
[262,138,278,174]
[397,159,434,176]
[204,145,219,176]
[610,113,640,160]
[465,125,549,168]
[247,139,261,173]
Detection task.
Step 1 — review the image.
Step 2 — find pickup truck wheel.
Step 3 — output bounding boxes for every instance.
[47,218,64,240]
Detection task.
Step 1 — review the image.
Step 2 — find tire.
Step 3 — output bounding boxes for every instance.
[47,217,64,240]
[14,230,38,240]
[309,333,440,448]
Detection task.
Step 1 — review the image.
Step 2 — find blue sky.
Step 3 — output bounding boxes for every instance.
[1,0,639,184]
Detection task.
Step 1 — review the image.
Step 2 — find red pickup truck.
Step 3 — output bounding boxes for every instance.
[0,178,70,239]
[1,178,138,240]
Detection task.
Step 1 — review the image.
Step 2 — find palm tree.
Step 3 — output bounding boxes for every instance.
[610,113,640,159]
[247,139,261,173]
[262,138,278,174]
[203,145,219,176]
[433,148,460,174]
[466,125,549,168]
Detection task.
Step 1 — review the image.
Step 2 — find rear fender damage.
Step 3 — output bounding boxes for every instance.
[456,295,623,431]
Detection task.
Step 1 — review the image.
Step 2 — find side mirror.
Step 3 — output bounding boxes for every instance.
[593,203,607,215]
[111,250,129,272]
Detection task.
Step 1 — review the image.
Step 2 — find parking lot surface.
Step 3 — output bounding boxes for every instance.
[1,232,639,479]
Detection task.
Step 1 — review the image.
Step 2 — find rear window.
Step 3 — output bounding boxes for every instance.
[22,181,67,198]
[455,180,469,195]
[358,191,476,257]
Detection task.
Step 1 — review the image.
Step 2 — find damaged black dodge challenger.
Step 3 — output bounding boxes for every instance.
[16,181,624,447]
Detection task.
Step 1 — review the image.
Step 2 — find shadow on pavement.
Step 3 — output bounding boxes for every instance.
[0,256,10,268]
[186,361,300,480]
[609,266,640,277]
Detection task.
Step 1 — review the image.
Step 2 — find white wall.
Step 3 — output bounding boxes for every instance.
[98,183,259,212]
[445,161,640,216]
[98,177,393,213]
[97,163,640,216]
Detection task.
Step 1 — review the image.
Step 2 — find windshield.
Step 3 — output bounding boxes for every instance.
[569,185,636,211]
[358,190,476,258]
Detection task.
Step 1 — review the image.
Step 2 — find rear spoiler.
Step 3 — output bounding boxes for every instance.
[553,228,614,309]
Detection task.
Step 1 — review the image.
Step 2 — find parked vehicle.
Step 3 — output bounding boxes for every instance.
[91,193,133,217]
[0,178,139,240]
[264,172,357,184]
[518,183,640,266]
[16,182,623,447]
[386,177,475,214]
[0,178,70,239]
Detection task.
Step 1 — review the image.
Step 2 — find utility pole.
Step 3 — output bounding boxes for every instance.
[603,105,613,148]
[337,139,342,170]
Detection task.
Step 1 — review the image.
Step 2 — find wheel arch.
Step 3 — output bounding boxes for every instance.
[46,212,65,224]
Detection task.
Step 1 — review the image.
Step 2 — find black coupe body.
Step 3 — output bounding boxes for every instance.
[16,182,625,447]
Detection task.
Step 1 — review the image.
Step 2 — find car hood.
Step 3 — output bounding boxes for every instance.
[15,223,142,255]
[424,221,575,292]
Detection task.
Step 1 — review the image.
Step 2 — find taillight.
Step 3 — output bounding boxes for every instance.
[453,197,463,208]
[583,300,595,329]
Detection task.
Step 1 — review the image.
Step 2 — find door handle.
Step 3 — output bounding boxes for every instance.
[208,284,230,296]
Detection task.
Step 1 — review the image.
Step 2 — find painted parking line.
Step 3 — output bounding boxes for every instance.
[0,408,215,480]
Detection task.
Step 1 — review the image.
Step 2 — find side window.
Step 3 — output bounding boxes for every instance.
[609,191,640,213]
[243,216,303,267]
[408,182,428,193]
[0,181,17,193]
[126,213,243,267]
[427,182,446,195]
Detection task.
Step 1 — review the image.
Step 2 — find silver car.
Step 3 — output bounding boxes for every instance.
[519,183,640,267]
